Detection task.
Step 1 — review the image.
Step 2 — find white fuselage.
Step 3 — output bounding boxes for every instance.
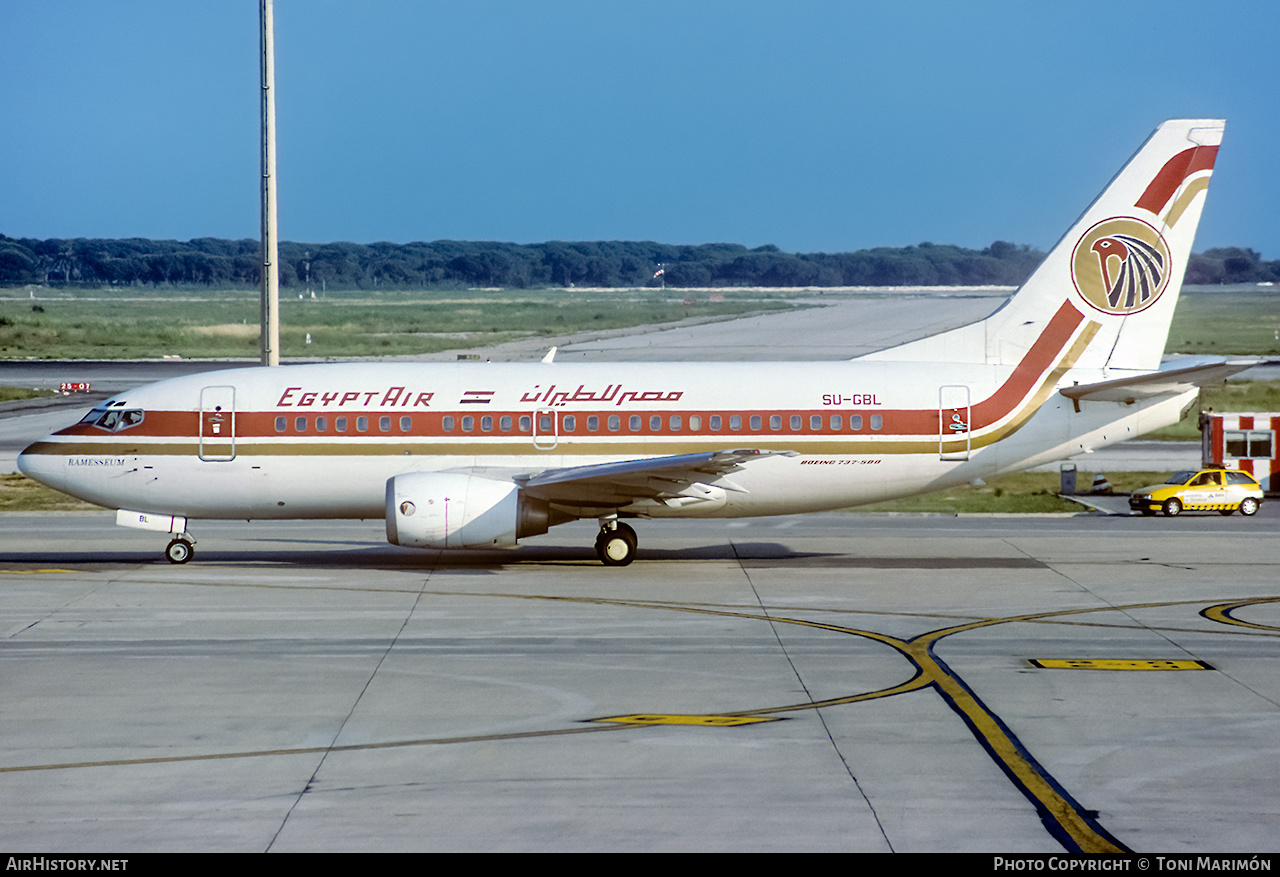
[17,358,1194,523]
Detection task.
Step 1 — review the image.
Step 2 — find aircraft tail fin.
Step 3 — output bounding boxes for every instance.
[859,119,1224,372]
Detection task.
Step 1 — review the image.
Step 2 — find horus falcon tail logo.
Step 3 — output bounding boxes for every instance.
[1091,234,1164,308]
[1071,217,1172,316]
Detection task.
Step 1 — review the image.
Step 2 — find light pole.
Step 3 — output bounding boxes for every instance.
[259,0,280,366]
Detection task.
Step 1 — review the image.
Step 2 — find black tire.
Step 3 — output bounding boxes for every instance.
[1162,499,1182,517]
[596,523,637,566]
[1240,497,1260,516]
[165,539,194,564]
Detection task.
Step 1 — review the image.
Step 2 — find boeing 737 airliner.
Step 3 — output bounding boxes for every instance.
[19,120,1244,565]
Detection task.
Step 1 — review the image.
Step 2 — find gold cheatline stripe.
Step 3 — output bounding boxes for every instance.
[1162,176,1210,230]
[24,438,927,456]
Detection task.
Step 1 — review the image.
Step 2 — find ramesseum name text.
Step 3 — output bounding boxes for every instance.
[6,860,128,872]
[994,859,1272,872]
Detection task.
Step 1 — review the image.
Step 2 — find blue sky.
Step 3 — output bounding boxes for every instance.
[3,1,1277,256]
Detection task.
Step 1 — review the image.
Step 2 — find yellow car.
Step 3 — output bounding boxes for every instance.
[1129,468,1264,517]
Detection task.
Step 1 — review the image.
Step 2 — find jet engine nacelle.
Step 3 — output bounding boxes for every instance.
[385,472,554,549]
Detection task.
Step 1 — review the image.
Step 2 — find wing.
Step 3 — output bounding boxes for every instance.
[514,448,797,516]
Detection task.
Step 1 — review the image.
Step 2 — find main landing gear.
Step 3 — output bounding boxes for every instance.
[595,521,637,566]
[165,535,196,564]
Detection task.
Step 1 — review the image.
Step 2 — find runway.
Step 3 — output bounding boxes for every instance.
[2,510,1279,852]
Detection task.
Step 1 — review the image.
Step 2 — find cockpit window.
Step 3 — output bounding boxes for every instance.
[82,407,145,432]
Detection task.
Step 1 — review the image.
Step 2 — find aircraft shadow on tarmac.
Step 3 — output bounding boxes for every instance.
[0,539,1047,570]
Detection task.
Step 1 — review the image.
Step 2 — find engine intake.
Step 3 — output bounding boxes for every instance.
[385,472,560,549]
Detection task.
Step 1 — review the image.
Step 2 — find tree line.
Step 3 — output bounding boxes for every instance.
[1,234,1276,290]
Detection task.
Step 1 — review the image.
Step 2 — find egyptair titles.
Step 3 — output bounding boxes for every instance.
[520,384,683,407]
[273,383,684,409]
[276,387,435,408]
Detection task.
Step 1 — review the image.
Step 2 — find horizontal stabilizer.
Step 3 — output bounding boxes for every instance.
[1059,359,1262,404]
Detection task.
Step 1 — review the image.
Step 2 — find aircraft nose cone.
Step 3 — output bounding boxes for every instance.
[17,437,57,486]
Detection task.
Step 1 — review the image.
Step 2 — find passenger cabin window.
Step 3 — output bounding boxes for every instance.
[356,416,369,432]
[336,416,348,433]
[275,416,287,433]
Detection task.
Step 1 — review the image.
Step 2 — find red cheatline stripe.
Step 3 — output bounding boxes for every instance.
[1134,146,1218,216]
[971,300,1083,429]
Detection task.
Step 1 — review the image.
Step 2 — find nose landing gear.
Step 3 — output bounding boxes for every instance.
[595,521,637,566]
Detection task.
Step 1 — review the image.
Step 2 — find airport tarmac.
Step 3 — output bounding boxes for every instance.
[3,290,1279,852]
[2,510,1279,853]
